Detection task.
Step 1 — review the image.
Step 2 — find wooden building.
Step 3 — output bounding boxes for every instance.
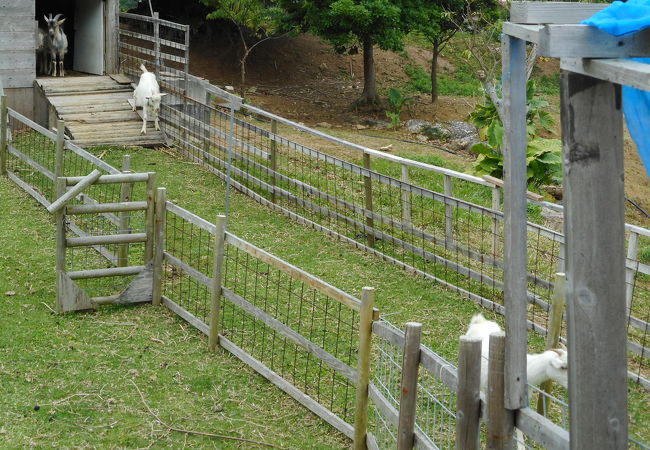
[0,0,120,118]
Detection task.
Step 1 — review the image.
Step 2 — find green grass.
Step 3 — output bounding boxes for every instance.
[0,176,349,448]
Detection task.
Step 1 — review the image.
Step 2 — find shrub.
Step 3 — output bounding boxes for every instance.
[385,88,413,129]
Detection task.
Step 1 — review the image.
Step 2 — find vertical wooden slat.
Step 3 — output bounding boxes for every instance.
[54,177,67,313]
[353,287,375,450]
[536,272,566,415]
[561,71,627,449]
[397,322,422,450]
[486,331,514,449]
[456,335,482,450]
[444,174,453,243]
[491,187,501,253]
[502,33,529,409]
[53,120,65,201]
[118,155,133,267]
[144,173,156,262]
[183,24,191,96]
[153,12,161,77]
[270,119,278,204]
[0,95,7,176]
[625,231,639,313]
[152,187,166,306]
[363,153,375,248]
[208,215,227,351]
[400,164,412,227]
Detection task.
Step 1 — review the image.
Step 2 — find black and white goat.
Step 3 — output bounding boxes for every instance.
[44,14,68,77]
[132,64,166,135]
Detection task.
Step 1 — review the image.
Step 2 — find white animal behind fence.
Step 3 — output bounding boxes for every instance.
[132,64,166,135]
[44,14,68,77]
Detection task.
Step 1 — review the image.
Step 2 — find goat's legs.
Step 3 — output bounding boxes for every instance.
[141,107,148,135]
[154,116,160,131]
[59,57,65,77]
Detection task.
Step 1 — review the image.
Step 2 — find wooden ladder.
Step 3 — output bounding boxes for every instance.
[49,170,157,312]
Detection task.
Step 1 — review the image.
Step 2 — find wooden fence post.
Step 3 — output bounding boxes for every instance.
[456,335,482,450]
[400,164,412,227]
[53,120,65,200]
[153,12,161,77]
[561,71,627,449]
[363,153,375,248]
[625,231,639,314]
[491,186,501,253]
[152,187,166,306]
[208,214,227,351]
[444,174,453,244]
[397,322,422,450]
[270,119,278,204]
[54,177,67,313]
[537,272,566,415]
[353,286,375,450]
[118,154,133,267]
[486,331,514,449]
[144,173,156,263]
[0,95,7,175]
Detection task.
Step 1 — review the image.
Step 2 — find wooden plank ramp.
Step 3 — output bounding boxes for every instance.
[35,76,165,147]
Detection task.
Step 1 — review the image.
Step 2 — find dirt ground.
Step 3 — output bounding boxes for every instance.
[189,33,650,226]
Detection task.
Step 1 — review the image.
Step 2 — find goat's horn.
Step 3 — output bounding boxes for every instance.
[53,13,62,22]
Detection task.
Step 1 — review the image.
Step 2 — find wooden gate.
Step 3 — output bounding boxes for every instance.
[49,170,156,312]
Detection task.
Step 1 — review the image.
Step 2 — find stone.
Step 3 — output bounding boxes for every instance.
[316,122,332,128]
[405,119,432,133]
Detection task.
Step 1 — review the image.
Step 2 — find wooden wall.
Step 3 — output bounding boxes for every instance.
[0,0,36,89]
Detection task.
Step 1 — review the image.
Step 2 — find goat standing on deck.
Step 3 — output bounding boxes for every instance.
[44,14,68,77]
[132,64,166,135]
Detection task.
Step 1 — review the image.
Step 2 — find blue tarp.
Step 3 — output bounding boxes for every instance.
[582,0,650,177]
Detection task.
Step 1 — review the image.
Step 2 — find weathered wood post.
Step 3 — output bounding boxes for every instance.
[397,322,422,450]
[502,33,529,409]
[625,230,639,313]
[118,155,133,267]
[270,119,278,204]
[208,214,227,351]
[486,331,514,449]
[144,173,157,263]
[561,71,628,449]
[536,272,566,415]
[153,12,161,77]
[456,335,482,450]
[353,286,375,450]
[53,120,65,201]
[152,187,166,306]
[0,95,7,175]
[54,177,67,313]
[400,164,412,227]
[363,153,375,248]
[443,174,454,244]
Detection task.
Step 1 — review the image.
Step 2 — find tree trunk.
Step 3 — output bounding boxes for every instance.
[431,41,440,103]
[357,35,380,107]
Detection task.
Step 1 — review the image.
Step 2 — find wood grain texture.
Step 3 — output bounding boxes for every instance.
[510,2,607,24]
[561,72,628,449]
[397,322,422,450]
[455,336,482,450]
[486,332,514,449]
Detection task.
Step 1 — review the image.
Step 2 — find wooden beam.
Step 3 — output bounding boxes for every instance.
[561,58,650,93]
[397,322,421,450]
[503,23,650,58]
[455,336,482,450]
[561,72,628,449]
[47,170,102,214]
[510,2,608,25]
[502,34,529,409]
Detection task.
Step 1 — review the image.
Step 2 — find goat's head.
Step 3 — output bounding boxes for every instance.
[146,93,167,113]
[545,347,568,388]
[45,14,66,39]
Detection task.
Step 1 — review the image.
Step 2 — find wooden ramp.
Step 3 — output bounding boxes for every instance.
[36,75,166,148]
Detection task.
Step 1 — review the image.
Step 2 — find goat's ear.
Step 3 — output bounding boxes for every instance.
[159,93,168,97]
[559,342,567,351]
[57,18,66,26]
[550,358,567,370]
[44,15,50,23]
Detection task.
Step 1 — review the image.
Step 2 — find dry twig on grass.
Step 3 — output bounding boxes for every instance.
[129,380,284,449]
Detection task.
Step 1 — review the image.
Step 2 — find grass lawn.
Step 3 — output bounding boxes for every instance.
[0,176,349,448]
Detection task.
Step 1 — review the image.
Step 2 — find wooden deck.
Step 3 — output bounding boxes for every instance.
[35,75,166,148]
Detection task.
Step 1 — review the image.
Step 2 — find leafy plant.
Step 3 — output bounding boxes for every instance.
[385,88,413,129]
[469,80,559,186]
[119,0,140,11]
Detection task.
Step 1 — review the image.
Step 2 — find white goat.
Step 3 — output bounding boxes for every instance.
[44,14,68,77]
[36,28,50,76]
[464,314,568,391]
[132,64,166,135]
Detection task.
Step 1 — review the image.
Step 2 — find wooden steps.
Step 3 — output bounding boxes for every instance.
[36,75,166,148]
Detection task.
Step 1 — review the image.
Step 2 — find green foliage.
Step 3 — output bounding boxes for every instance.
[201,0,286,35]
[385,88,413,128]
[404,63,431,93]
[469,80,560,186]
[119,0,139,11]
